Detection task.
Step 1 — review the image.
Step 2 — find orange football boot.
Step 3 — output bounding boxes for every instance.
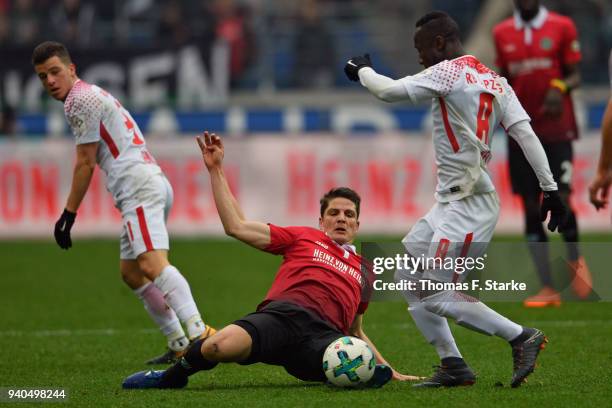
[523,286,561,308]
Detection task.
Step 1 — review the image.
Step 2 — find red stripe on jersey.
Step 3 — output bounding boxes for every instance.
[438,97,460,153]
[136,206,154,252]
[127,221,134,241]
[100,122,119,158]
[435,238,450,259]
[452,232,474,283]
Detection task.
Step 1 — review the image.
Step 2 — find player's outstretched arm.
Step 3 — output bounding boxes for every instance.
[196,132,271,250]
[344,54,409,103]
[349,314,423,381]
[589,97,612,210]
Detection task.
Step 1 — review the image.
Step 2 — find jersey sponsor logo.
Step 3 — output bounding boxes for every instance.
[508,57,552,75]
[312,248,363,285]
[540,37,553,51]
[315,240,329,250]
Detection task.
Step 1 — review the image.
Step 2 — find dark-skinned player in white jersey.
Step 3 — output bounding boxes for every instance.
[344,11,567,388]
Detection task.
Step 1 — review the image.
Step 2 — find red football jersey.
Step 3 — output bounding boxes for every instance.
[260,225,369,334]
[493,9,581,143]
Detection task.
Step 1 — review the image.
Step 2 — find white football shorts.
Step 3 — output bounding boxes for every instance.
[397,191,500,285]
[119,174,173,260]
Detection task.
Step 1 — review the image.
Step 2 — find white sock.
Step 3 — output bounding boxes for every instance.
[133,282,188,350]
[153,265,206,339]
[409,303,462,359]
[422,291,523,341]
[167,330,190,352]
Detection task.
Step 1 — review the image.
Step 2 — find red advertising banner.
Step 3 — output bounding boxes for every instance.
[0,133,608,238]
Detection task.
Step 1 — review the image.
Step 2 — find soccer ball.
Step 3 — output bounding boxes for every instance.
[322,336,376,387]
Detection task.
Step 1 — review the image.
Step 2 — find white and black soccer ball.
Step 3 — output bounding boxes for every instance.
[322,336,376,387]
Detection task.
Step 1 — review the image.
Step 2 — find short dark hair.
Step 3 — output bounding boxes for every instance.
[31,41,72,66]
[415,11,460,41]
[319,187,361,218]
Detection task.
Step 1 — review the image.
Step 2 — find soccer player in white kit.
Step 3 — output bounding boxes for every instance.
[32,41,215,364]
[344,12,568,388]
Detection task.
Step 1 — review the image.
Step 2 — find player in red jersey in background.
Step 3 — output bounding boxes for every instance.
[32,41,215,364]
[493,0,592,307]
[122,132,420,389]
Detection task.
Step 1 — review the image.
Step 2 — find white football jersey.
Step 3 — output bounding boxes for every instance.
[397,55,530,202]
[64,80,162,206]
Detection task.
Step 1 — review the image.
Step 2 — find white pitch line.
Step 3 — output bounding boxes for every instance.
[1,320,611,337]
[367,319,612,330]
[0,328,158,337]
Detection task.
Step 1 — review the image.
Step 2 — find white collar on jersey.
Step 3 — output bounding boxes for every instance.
[325,232,357,257]
[513,6,548,45]
[341,243,357,254]
[337,242,356,260]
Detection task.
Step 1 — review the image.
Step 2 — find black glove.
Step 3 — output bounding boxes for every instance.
[344,53,372,82]
[540,190,568,232]
[54,209,76,249]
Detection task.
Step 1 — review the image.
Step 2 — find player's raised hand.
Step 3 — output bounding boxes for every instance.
[540,190,568,232]
[588,170,612,210]
[54,209,76,250]
[196,131,224,171]
[344,53,372,82]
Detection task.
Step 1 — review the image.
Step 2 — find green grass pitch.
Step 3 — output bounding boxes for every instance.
[1,237,610,406]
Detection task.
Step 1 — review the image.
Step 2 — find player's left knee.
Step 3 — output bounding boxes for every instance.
[136,251,169,279]
[201,337,243,362]
[201,329,252,362]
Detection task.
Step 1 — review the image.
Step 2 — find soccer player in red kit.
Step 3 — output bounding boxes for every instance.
[122,132,420,389]
[493,0,592,306]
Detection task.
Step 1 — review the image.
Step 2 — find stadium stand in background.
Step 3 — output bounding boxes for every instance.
[0,0,610,137]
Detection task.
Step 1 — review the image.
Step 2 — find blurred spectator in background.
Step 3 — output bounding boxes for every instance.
[0,5,9,45]
[432,0,484,40]
[157,0,191,47]
[190,0,216,44]
[48,0,96,47]
[292,0,335,88]
[211,0,256,87]
[116,0,157,45]
[0,105,18,137]
[8,0,41,45]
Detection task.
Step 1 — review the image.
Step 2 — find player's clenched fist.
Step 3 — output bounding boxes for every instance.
[54,209,76,249]
[344,54,372,82]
